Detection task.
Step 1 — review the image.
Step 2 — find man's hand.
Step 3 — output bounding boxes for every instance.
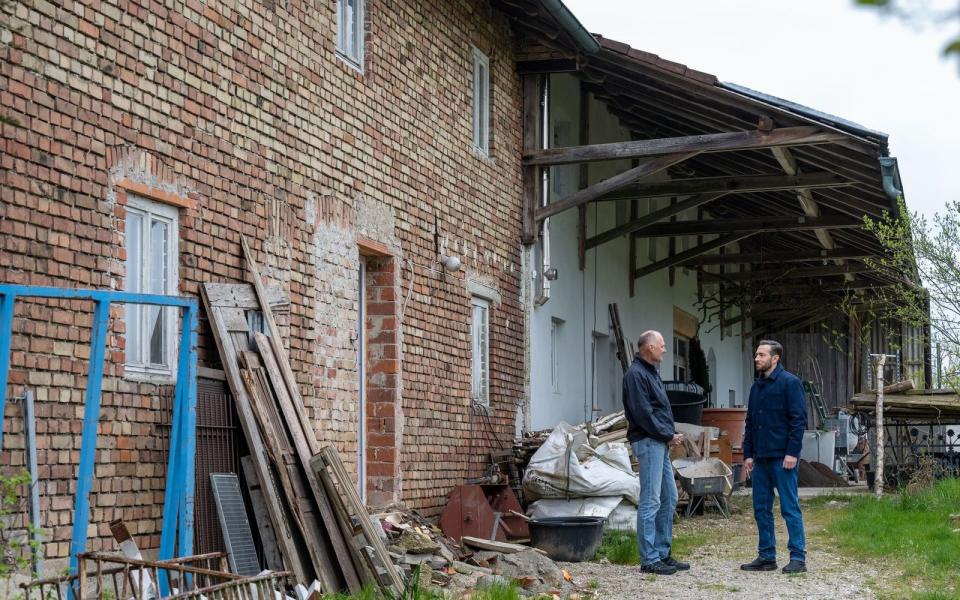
[783,455,798,470]
[744,458,754,476]
[669,433,684,448]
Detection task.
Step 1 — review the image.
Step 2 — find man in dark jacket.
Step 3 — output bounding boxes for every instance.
[623,330,687,575]
[740,340,808,574]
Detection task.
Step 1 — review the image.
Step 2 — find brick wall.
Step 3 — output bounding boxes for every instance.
[0,0,526,558]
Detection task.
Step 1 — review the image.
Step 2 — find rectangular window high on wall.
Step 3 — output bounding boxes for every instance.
[336,0,364,70]
[471,47,490,154]
[471,297,490,406]
[551,318,563,394]
[125,196,179,378]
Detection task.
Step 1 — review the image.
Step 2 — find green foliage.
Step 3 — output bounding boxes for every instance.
[595,530,639,565]
[0,470,40,580]
[818,478,960,598]
[853,0,960,62]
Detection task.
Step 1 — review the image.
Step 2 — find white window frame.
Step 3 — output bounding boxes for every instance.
[551,318,563,394]
[336,0,365,72]
[471,47,490,154]
[125,196,179,380]
[673,336,690,381]
[471,296,490,406]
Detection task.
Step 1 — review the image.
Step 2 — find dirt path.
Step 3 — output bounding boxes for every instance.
[562,496,882,599]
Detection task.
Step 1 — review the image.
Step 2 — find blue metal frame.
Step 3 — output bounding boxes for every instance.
[0,285,199,595]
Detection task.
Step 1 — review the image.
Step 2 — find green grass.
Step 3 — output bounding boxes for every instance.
[815,478,960,599]
[594,527,711,566]
[696,582,741,593]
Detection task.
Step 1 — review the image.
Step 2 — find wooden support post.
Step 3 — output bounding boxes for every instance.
[577,85,589,271]
[522,74,542,245]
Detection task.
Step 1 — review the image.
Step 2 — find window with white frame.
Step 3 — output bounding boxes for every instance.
[125,196,179,378]
[336,0,364,70]
[471,297,490,406]
[673,336,690,381]
[471,47,490,154]
[551,318,563,393]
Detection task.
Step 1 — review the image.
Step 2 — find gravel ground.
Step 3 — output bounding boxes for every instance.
[562,497,882,600]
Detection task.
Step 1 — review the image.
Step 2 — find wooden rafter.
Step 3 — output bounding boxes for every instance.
[587,193,728,250]
[524,126,848,166]
[633,232,752,280]
[631,215,862,238]
[535,152,696,221]
[699,263,871,282]
[685,248,871,266]
[595,171,852,203]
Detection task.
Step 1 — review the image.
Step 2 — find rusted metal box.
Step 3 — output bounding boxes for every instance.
[439,484,529,542]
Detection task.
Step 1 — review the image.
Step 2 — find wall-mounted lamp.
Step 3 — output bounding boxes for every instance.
[544,267,559,281]
[440,255,462,272]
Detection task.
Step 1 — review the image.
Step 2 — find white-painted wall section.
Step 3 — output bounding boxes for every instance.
[525,74,750,431]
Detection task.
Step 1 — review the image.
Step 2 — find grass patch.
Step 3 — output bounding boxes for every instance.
[696,582,741,593]
[804,493,856,509]
[816,478,960,599]
[594,526,712,566]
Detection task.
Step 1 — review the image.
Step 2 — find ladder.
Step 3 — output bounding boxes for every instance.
[608,303,633,372]
[802,380,828,429]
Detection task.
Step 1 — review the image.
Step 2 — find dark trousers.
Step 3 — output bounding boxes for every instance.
[751,457,806,562]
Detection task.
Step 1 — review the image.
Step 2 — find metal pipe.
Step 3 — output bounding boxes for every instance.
[879,157,902,201]
[25,389,42,577]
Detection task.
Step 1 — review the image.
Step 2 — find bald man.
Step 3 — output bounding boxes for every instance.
[623,330,687,575]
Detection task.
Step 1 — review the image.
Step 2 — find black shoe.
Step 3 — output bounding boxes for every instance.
[782,559,807,574]
[640,560,678,575]
[661,555,690,571]
[740,557,778,571]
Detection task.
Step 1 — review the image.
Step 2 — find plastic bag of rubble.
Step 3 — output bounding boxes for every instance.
[526,496,638,532]
[522,422,640,505]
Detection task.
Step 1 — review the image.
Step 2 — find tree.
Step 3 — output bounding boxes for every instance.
[863,198,960,387]
[854,0,960,72]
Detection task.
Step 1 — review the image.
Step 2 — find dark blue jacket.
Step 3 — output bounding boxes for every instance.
[622,356,676,444]
[743,364,807,460]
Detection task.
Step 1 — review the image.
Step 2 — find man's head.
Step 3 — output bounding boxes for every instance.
[638,330,667,364]
[755,339,783,376]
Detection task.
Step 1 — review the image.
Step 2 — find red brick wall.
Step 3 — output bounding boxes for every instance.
[1,0,525,557]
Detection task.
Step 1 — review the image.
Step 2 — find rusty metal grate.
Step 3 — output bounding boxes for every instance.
[160,376,242,555]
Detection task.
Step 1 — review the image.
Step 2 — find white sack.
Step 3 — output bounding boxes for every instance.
[526,496,638,533]
[522,422,640,504]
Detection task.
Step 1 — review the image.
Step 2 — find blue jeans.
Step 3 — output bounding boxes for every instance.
[751,457,806,562]
[632,438,677,565]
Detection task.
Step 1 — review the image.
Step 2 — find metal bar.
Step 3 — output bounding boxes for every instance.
[25,388,42,576]
[0,285,195,308]
[178,305,200,560]
[69,300,111,588]
[0,290,16,450]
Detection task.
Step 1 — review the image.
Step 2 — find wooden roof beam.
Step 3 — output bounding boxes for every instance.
[631,215,863,238]
[524,126,848,166]
[594,171,853,203]
[586,192,727,250]
[699,263,871,282]
[535,152,697,221]
[633,232,753,280]
[685,248,871,266]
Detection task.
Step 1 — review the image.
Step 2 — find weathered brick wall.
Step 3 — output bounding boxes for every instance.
[0,0,525,557]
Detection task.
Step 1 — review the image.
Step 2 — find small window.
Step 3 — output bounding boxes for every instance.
[471,297,490,406]
[336,0,364,70]
[125,196,179,378]
[471,47,490,154]
[673,336,690,381]
[551,318,563,394]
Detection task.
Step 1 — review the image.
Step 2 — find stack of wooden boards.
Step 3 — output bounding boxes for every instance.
[200,237,404,595]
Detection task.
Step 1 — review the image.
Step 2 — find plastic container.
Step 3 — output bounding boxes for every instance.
[663,381,706,425]
[800,430,836,465]
[700,408,748,450]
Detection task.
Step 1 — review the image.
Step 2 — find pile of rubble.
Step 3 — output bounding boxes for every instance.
[377,507,584,598]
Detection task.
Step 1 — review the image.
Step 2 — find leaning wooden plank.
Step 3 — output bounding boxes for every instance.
[461,537,535,554]
[240,362,334,588]
[317,446,405,594]
[241,236,319,454]
[310,454,378,588]
[239,456,284,571]
[253,333,362,592]
[201,283,312,583]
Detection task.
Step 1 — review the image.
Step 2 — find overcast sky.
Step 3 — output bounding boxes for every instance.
[563,0,960,219]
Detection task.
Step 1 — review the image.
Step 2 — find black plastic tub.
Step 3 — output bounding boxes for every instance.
[528,516,605,562]
[666,390,706,425]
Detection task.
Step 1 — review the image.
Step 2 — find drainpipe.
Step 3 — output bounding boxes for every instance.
[540,0,601,55]
[879,157,902,202]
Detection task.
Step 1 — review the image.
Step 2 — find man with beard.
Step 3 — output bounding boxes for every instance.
[740,340,808,574]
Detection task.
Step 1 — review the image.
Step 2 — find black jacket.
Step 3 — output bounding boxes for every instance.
[622,356,676,444]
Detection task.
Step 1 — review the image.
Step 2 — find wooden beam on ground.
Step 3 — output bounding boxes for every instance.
[524,126,848,166]
[685,248,871,266]
[587,192,727,250]
[633,232,753,280]
[631,215,862,237]
[596,171,852,203]
[699,263,871,282]
[522,74,542,244]
[535,152,697,221]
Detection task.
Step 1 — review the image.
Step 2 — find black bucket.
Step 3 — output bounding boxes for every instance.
[528,516,605,562]
[666,390,706,425]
